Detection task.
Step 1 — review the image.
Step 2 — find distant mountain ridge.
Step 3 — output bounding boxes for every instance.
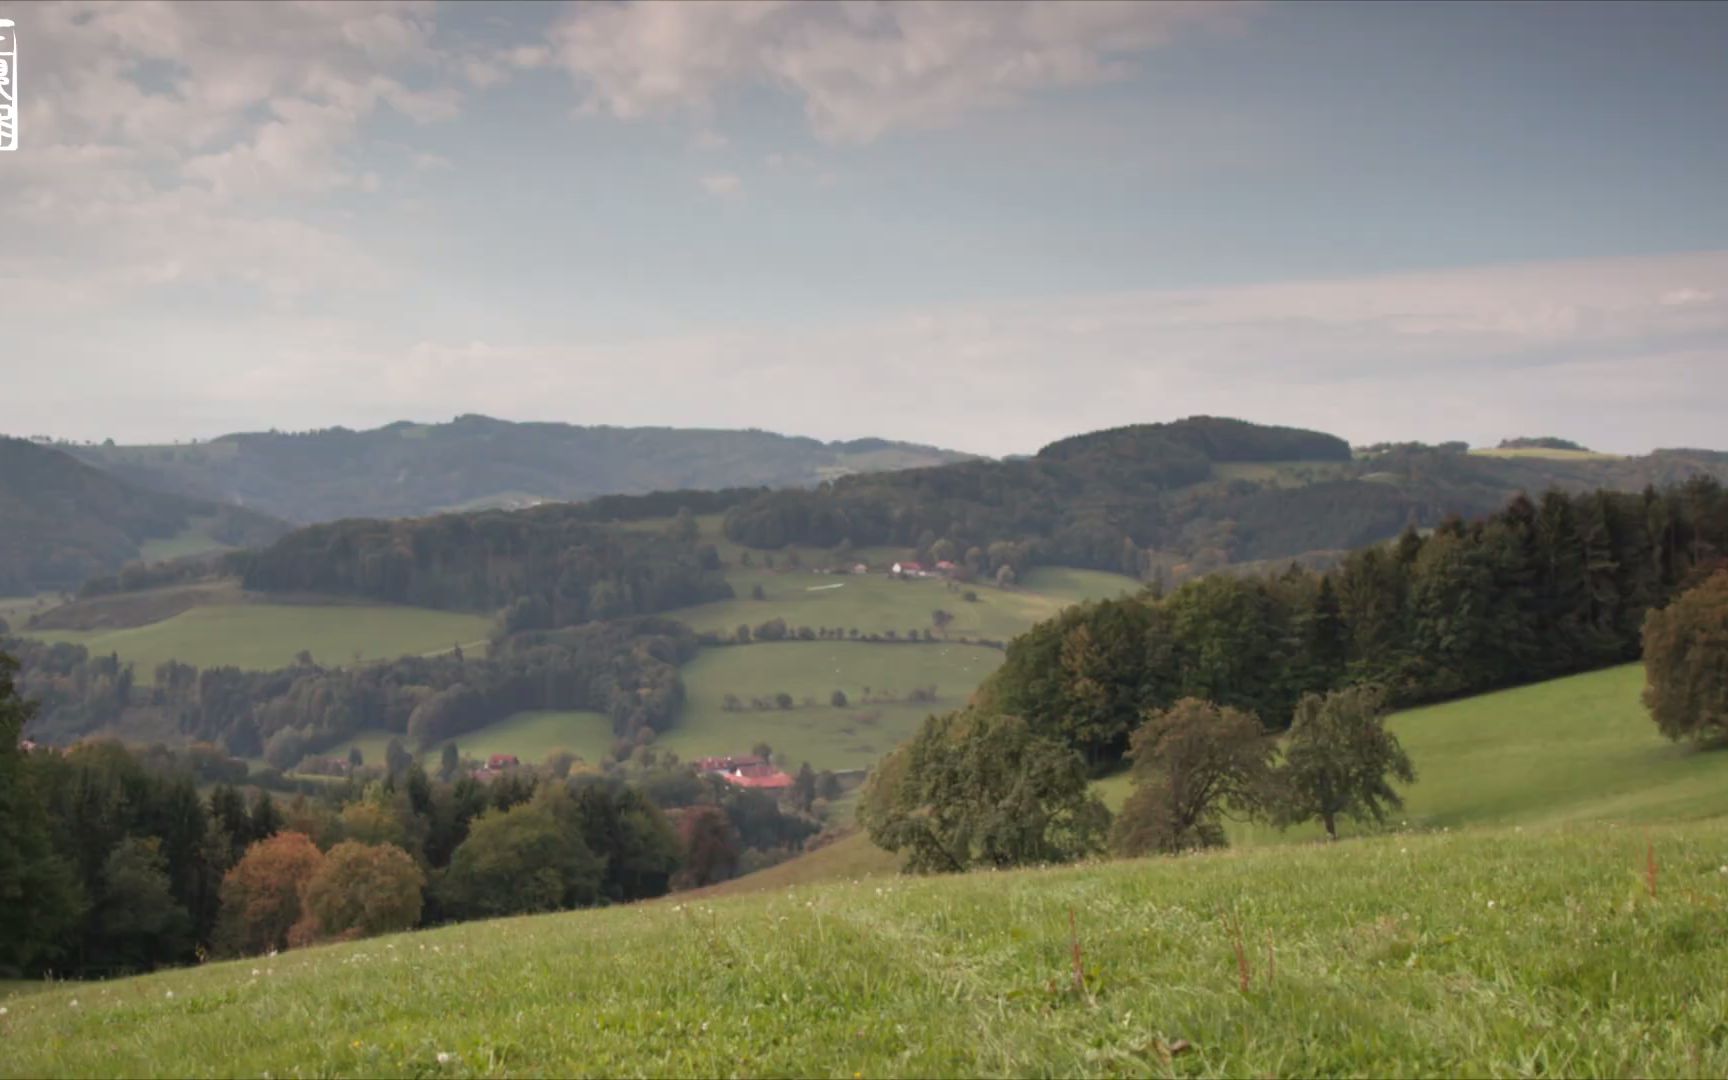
[68,415,976,524]
[0,437,289,595]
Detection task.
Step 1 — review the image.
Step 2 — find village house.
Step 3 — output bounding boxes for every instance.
[696,753,795,791]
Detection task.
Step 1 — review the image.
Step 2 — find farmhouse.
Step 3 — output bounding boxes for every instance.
[488,753,520,769]
[696,753,795,791]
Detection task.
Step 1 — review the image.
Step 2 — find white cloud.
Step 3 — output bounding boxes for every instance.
[2,1,464,309]
[546,0,1245,143]
[699,172,744,196]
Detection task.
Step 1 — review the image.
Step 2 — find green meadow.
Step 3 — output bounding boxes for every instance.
[135,516,237,564]
[28,602,493,680]
[6,818,1727,1078]
[674,566,1136,642]
[329,711,617,772]
[1090,664,1728,847]
[656,641,1005,771]
[1469,447,1623,462]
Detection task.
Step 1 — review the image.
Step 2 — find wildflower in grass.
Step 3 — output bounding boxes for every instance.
[165,991,174,999]
[251,968,260,976]
[69,1000,79,1008]
[1,1006,9,1016]
[437,1052,454,1065]
[1486,900,1497,909]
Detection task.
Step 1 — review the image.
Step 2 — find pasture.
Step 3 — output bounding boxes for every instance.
[135,516,237,564]
[1093,664,1728,846]
[6,818,1728,1077]
[27,602,492,681]
[657,641,1005,771]
[327,711,615,774]
[1470,447,1623,461]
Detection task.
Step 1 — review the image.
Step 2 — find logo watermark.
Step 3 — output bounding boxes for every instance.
[0,19,16,152]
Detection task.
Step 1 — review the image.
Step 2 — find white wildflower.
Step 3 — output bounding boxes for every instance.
[165,990,174,999]
[251,968,260,976]
[69,999,79,1008]
[1486,900,1497,910]
[1,1005,9,1016]
[436,1052,454,1065]
[267,949,278,958]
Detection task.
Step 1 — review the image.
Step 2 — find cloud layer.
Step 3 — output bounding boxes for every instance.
[547,0,1241,142]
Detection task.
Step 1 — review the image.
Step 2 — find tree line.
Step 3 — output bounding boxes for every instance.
[8,617,699,769]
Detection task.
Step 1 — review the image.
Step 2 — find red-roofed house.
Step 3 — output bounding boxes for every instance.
[488,753,520,769]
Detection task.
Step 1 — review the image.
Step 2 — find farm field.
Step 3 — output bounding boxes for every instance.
[327,711,615,774]
[135,516,236,564]
[657,641,1004,771]
[7,818,1728,1078]
[0,594,58,628]
[26,602,493,680]
[432,710,615,769]
[1469,447,1623,461]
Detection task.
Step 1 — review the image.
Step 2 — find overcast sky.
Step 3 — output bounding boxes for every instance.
[1,0,1725,456]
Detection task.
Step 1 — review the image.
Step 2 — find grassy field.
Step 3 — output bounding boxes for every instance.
[27,603,493,680]
[0,593,59,628]
[1470,447,1623,461]
[657,641,1004,771]
[326,712,616,774]
[674,568,1134,642]
[1091,664,1728,847]
[136,517,236,564]
[7,818,1728,1077]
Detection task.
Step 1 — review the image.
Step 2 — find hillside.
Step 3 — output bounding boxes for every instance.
[5,819,1726,1077]
[0,438,287,596]
[67,415,975,523]
[719,418,1728,577]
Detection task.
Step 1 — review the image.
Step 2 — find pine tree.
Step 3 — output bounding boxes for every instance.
[0,652,85,975]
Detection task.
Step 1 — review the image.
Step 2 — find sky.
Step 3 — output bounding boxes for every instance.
[0,0,1725,457]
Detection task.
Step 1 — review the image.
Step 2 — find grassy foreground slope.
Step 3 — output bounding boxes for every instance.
[7,820,1728,1078]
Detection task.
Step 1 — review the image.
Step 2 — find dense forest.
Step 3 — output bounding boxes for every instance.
[722,418,1728,578]
[900,479,1728,772]
[67,414,973,523]
[237,504,734,630]
[9,616,697,766]
[0,438,288,595]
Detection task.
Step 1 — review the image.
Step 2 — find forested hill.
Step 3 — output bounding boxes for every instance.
[237,502,733,631]
[721,417,1728,577]
[0,438,288,595]
[67,415,975,523]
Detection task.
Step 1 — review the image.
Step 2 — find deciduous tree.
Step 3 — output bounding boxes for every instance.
[300,842,425,942]
[862,710,1109,873]
[1276,685,1414,839]
[215,831,325,956]
[1643,570,1728,745]
[1110,699,1274,856]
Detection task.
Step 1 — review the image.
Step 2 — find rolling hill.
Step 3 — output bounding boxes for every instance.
[67,415,976,523]
[0,438,288,596]
[718,418,1728,578]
